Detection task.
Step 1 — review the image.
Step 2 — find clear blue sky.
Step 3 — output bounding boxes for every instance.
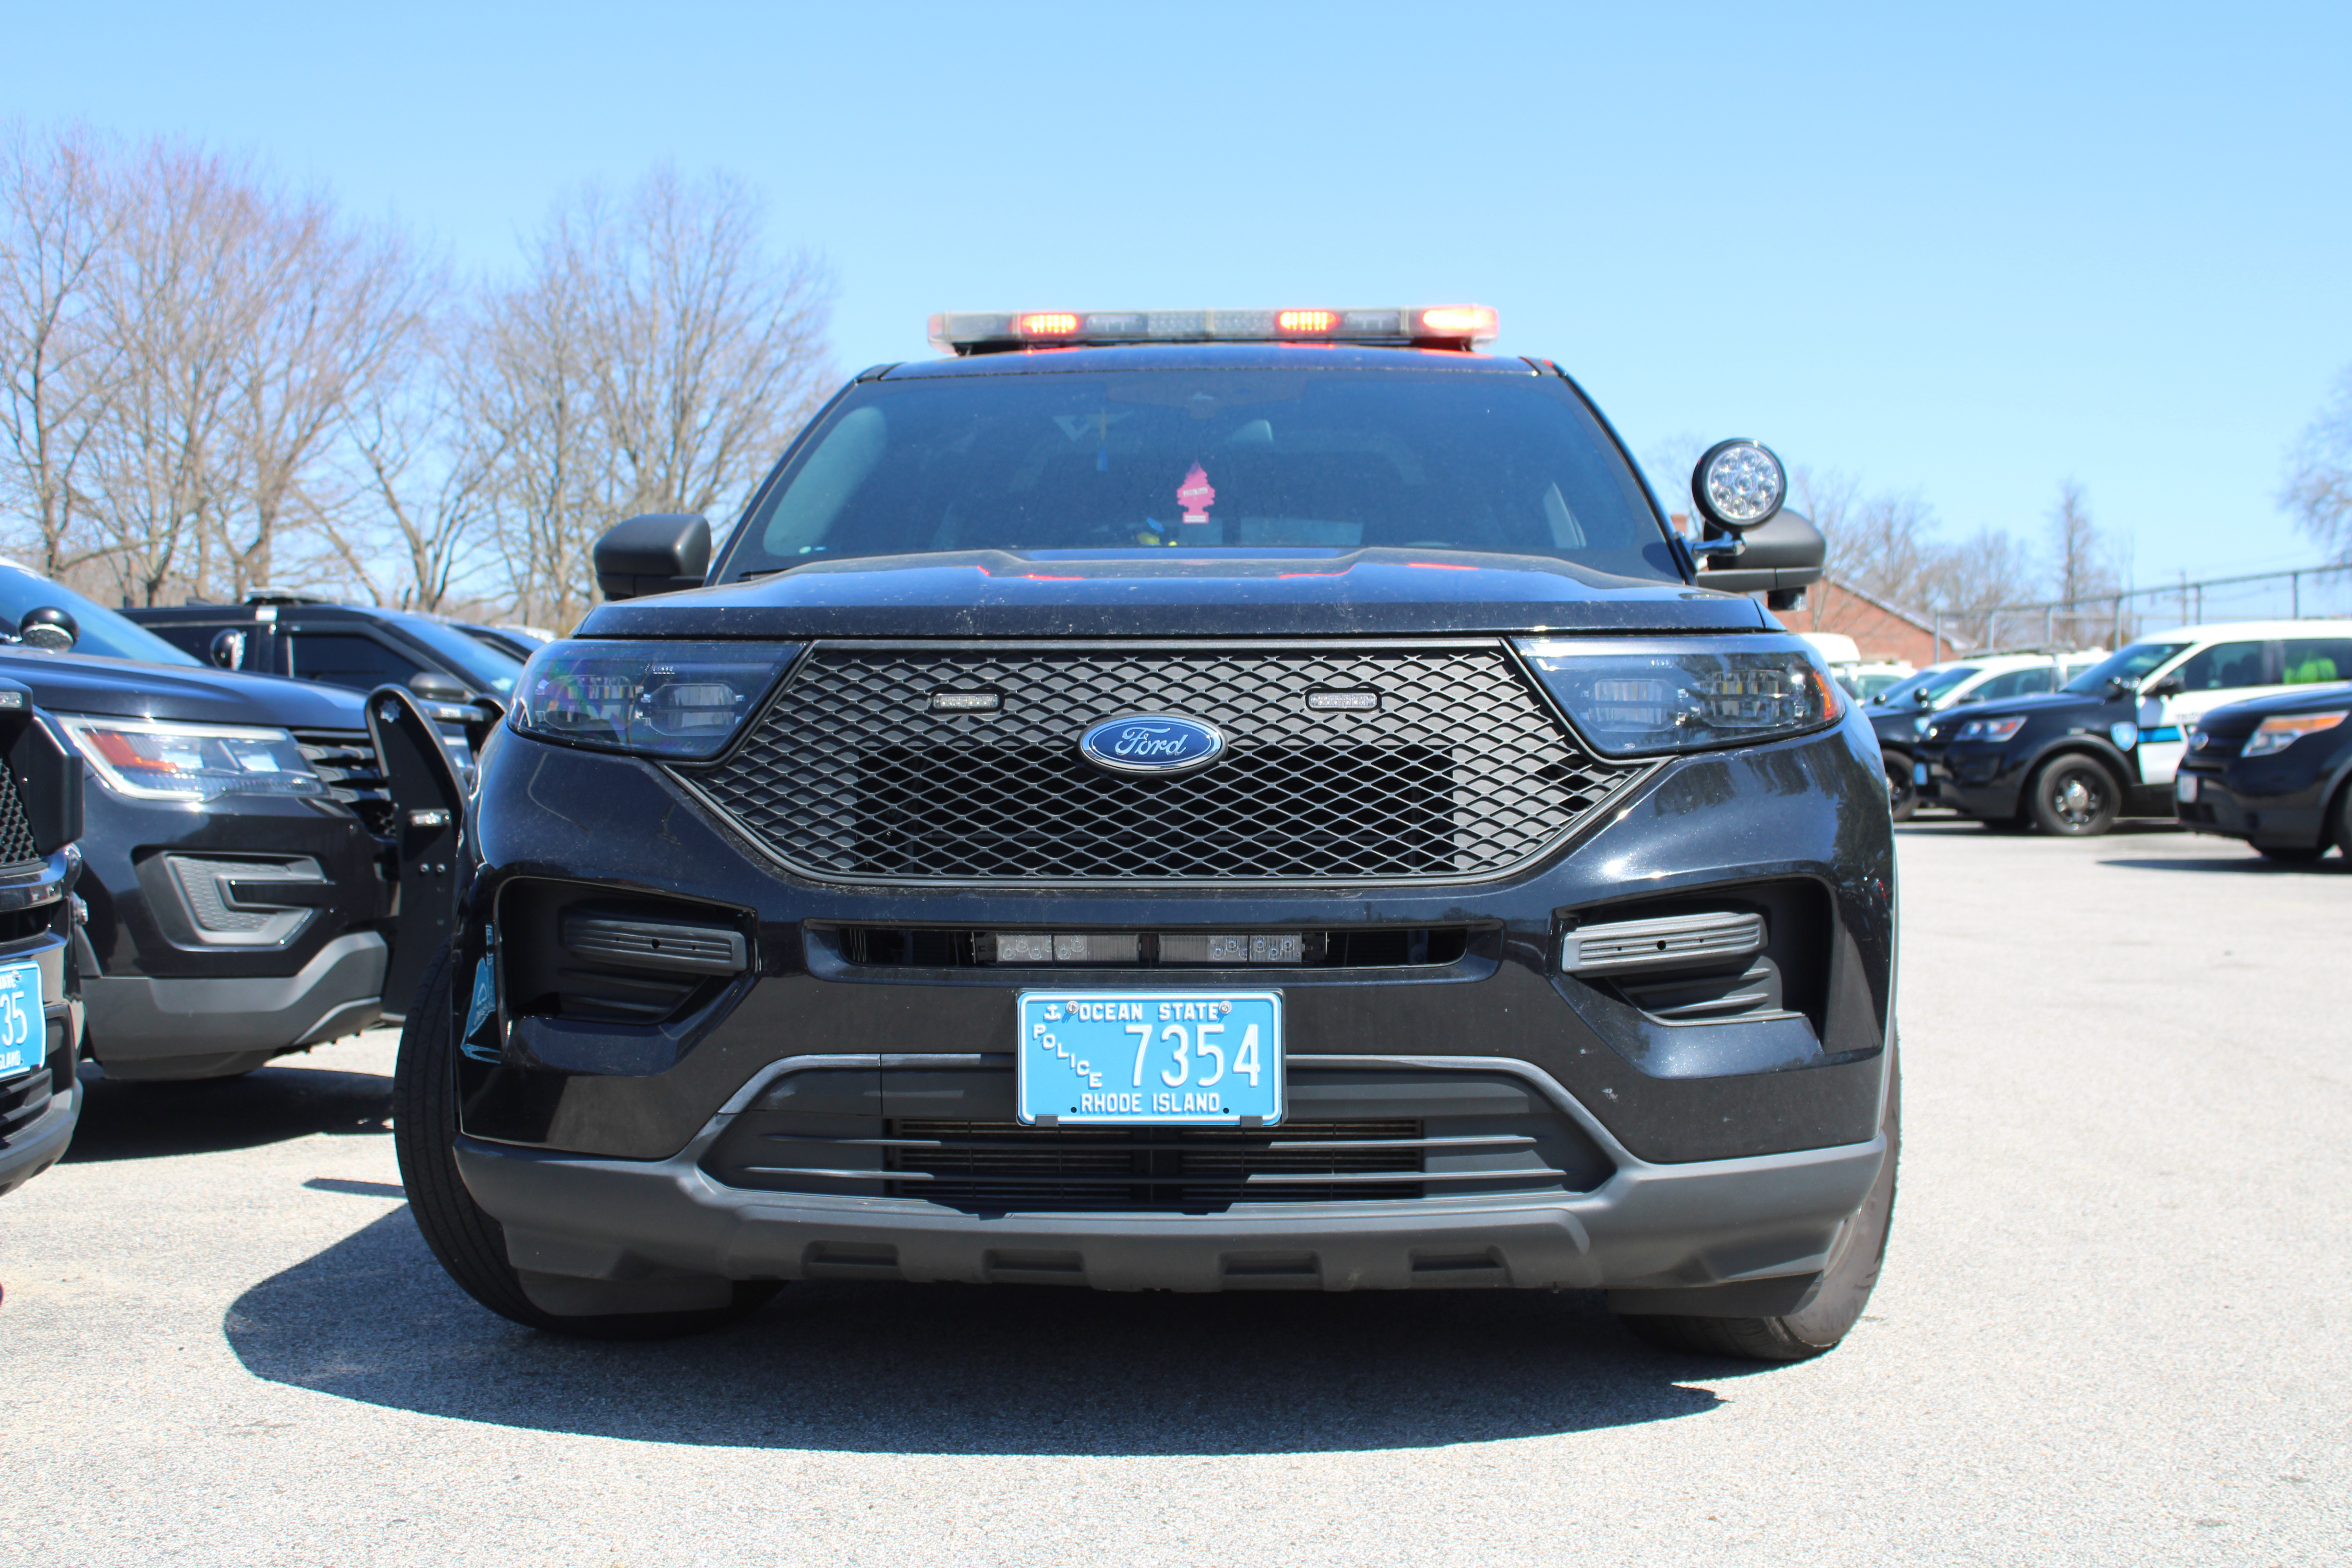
[11,0,2348,587]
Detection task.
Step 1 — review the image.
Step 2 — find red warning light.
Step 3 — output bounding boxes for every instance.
[1276,309,1340,334]
[1016,312,1081,337]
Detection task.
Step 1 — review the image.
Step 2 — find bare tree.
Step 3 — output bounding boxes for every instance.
[2283,365,2352,561]
[78,140,263,605]
[209,183,435,597]
[0,123,121,578]
[328,307,499,612]
[477,166,835,629]
[2044,479,2117,646]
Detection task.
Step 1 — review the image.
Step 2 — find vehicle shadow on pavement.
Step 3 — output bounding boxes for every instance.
[64,1065,391,1162]
[2097,855,2347,874]
[225,1207,1743,1454]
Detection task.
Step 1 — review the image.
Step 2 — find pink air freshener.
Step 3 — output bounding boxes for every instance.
[1176,463,1216,524]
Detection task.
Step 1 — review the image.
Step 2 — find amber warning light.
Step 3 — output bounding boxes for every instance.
[930,305,1502,354]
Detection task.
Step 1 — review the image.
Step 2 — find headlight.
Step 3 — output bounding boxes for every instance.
[2243,711,2348,757]
[1956,716,2028,743]
[510,640,801,760]
[57,716,324,802]
[1515,638,1841,755]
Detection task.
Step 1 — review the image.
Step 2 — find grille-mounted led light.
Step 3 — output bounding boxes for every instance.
[928,304,1503,355]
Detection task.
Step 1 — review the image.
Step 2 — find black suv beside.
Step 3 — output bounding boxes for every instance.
[396,307,1898,1363]
[2175,686,2352,862]
[127,595,526,704]
[0,565,467,1080]
[0,678,87,1197]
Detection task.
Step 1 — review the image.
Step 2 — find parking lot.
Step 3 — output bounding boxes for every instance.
[7,820,2346,1567]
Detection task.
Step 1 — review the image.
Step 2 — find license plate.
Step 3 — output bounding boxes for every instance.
[2176,773,2199,802]
[1017,989,1283,1125]
[1913,762,1929,785]
[0,959,43,1081]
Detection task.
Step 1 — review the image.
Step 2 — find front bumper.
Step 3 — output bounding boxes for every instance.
[82,930,386,1080]
[0,1073,81,1198]
[1914,740,2023,818]
[459,1052,1887,1303]
[2173,760,2330,848]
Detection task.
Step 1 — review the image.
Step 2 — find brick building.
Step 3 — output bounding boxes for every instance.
[1774,577,1963,667]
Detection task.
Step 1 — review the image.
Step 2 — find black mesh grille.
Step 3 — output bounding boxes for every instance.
[889,1119,1425,1211]
[688,641,1648,883]
[0,766,38,870]
[293,729,394,835]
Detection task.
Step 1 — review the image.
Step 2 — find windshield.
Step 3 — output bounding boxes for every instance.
[2062,641,2192,695]
[1873,665,1978,707]
[722,368,1676,580]
[0,565,199,665]
[390,615,525,696]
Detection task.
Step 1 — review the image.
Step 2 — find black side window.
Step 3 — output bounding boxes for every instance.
[2014,667,2054,694]
[2171,641,2268,693]
[283,632,426,693]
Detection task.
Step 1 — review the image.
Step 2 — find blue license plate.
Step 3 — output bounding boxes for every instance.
[1018,989,1284,1126]
[0,959,42,1081]
[1913,762,1929,785]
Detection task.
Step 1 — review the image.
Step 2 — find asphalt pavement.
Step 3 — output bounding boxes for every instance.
[6,820,2347,1566]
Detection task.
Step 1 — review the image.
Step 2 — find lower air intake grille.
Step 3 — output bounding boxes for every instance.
[686,641,1651,884]
[292,729,393,835]
[888,1119,1425,1211]
[0,766,36,871]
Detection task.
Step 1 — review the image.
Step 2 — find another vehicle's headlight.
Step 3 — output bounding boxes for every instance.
[2243,711,2348,757]
[1515,638,1842,755]
[1956,716,2028,743]
[57,716,324,802]
[510,640,801,760]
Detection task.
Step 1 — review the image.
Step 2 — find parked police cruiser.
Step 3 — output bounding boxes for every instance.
[396,305,1898,1362]
[0,563,475,1081]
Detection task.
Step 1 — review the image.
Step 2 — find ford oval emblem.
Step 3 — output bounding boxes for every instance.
[1078,714,1228,776]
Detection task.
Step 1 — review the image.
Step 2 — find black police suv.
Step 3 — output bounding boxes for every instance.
[0,564,470,1081]
[395,306,1897,1363]
[126,595,527,704]
[2174,685,2352,862]
[0,679,87,1198]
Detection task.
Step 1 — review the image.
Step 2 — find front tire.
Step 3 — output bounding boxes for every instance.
[392,940,780,1339]
[1615,1043,1900,1362]
[1884,758,1917,822]
[2028,756,2120,837]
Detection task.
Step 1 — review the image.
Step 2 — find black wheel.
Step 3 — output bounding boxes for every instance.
[2256,844,2327,865]
[1884,758,1917,822]
[392,940,781,1339]
[1616,1043,1899,1363]
[2028,756,2120,837]
[2334,785,2352,858]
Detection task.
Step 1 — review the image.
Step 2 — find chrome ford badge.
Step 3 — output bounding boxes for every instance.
[1078,714,1227,776]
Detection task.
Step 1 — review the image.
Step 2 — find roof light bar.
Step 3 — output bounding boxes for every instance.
[927,304,1502,355]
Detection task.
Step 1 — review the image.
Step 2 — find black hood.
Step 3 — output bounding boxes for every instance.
[579,548,1769,640]
[2194,681,2352,735]
[0,648,368,728]
[1921,689,2115,739]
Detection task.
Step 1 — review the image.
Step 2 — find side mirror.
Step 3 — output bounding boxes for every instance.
[2142,674,2183,699]
[594,513,711,602]
[1694,508,1827,598]
[18,606,77,652]
[407,670,473,702]
[209,628,248,669]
